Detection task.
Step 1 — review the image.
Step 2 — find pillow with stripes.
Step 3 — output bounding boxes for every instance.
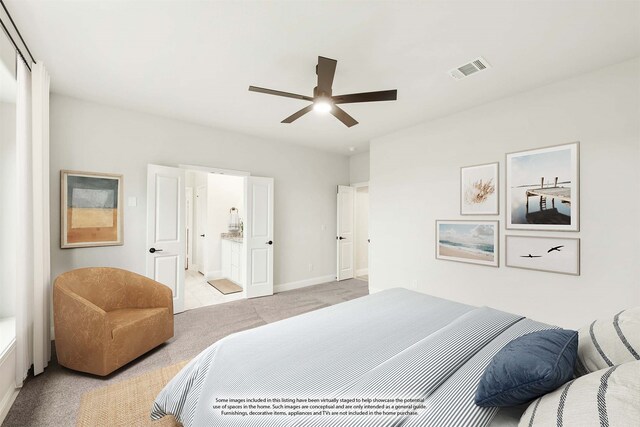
[519,360,640,427]
[576,307,640,375]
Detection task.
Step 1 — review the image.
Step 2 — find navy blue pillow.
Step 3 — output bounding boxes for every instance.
[474,329,578,407]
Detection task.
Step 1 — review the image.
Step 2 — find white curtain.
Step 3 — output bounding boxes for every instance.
[15,58,33,386]
[31,62,51,376]
[15,60,51,386]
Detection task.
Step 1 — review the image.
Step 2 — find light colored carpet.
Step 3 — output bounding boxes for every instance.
[2,278,368,427]
[208,278,242,295]
[76,361,188,427]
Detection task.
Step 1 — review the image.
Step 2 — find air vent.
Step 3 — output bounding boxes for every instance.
[449,57,491,80]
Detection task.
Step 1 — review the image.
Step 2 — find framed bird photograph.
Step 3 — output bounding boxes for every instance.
[505,235,580,275]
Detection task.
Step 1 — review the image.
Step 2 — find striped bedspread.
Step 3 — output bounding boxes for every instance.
[152,288,553,427]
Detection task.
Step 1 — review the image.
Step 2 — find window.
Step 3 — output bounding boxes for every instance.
[0,31,17,353]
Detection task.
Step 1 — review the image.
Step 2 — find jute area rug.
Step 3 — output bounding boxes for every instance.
[76,360,189,427]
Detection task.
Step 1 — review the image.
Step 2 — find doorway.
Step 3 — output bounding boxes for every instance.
[194,183,207,275]
[186,170,246,310]
[354,185,369,281]
[336,183,369,282]
[146,164,274,314]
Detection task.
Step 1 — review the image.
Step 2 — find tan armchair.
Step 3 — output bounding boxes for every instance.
[53,267,174,376]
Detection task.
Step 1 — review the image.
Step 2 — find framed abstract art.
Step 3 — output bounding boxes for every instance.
[61,170,124,248]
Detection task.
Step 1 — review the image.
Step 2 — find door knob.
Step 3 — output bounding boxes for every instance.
[149,247,163,253]
[200,234,205,237]
[338,236,345,240]
[266,240,273,245]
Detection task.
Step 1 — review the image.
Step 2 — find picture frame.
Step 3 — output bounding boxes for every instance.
[61,170,124,248]
[505,235,580,276]
[506,142,579,231]
[460,162,499,215]
[436,220,499,267]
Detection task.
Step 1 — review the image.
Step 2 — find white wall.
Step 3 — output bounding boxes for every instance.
[355,187,369,275]
[370,58,640,329]
[49,95,349,288]
[0,102,16,318]
[349,151,370,184]
[206,174,244,277]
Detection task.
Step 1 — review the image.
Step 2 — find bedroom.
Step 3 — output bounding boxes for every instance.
[0,0,638,426]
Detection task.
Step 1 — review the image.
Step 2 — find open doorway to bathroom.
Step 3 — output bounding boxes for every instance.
[147,164,274,313]
[184,169,245,310]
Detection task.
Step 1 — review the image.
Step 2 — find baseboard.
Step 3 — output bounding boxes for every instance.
[0,387,18,425]
[356,268,369,277]
[0,342,18,425]
[274,275,336,293]
[205,270,223,281]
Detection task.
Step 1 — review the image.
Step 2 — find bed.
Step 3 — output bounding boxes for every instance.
[152,288,553,426]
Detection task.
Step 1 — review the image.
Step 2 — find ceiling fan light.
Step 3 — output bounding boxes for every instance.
[313,99,332,114]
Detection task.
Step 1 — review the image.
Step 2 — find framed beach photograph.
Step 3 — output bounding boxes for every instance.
[506,235,580,276]
[460,162,499,215]
[61,170,124,248]
[436,220,499,267]
[506,142,579,231]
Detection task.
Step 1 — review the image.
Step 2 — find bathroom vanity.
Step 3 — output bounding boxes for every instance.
[220,233,244,286]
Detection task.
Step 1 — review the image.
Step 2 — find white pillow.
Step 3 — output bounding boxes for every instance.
[519,361,640,427]
[576,307,640,375]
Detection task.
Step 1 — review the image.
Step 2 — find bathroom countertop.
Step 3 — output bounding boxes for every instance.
[221,233,243,243]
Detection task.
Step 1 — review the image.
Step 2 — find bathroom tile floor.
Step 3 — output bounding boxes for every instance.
[184,269,243,311]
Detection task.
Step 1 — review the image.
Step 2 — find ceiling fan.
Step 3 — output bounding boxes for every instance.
[248,56,397,128]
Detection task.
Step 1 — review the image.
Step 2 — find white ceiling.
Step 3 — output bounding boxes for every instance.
[6,0,640,153]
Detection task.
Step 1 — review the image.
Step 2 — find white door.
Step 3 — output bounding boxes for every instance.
[337,185,355,280]
[195,185,207,274]
[244,176,274,298]
[146,164,186,314]
[185,187,193,269]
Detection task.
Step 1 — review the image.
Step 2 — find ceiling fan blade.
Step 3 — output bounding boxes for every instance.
[281,104,314,123]
[331,105,358,128]
[332,89,397,104]
[316,56,337,95]
[249,86,313,101]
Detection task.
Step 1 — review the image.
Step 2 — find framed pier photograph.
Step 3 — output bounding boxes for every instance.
[505,142,579,231]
